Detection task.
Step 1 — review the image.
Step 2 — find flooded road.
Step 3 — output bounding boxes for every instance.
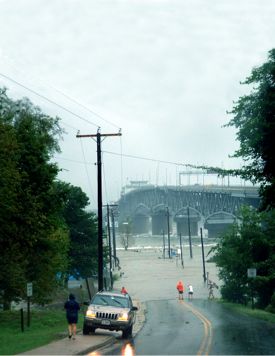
[98,298,275,355]
[92,245,275,355]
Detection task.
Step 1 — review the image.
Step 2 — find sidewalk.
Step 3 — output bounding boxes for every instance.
[22,333,115,355]
[21,299,144,355]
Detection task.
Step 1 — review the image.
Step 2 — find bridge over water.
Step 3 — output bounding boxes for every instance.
[117,184,260,238]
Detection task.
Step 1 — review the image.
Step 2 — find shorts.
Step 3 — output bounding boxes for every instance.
[179,291,183,294]
[188,292,193,295]
[67,315,78,324]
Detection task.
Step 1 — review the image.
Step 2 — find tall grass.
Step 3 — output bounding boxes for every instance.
[0,308,85,355]
[219,301,275,324]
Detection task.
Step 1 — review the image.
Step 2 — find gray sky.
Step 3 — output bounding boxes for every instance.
[0,0,275,208]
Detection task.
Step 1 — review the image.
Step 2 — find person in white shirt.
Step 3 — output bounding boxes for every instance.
[188,284,194,300]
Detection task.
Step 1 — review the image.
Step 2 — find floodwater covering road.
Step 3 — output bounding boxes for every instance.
[92,242,275,355]
[99,298,275,355]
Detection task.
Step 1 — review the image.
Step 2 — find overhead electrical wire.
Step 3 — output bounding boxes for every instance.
[0,72,100,128]
[102,150,199,169]
[102,153,109,205]
[43,84,121,130]
[79,139,96,206]
[0,58,122,130]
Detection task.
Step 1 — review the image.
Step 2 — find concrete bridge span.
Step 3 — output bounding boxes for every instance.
[117,185,260,238]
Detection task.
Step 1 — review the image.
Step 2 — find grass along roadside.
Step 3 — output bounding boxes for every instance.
[219,300,275,324]
[0,307,85,355]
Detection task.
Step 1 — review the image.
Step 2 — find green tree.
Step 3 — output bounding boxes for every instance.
[212,206,275,308]
[226,48,275,210]
[56,182,98,279]
[0,88,69,307]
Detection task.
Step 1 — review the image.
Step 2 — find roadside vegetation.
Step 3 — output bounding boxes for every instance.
[211,49,275,312]
[218,300,275,324]
[0,88,102,310]
[0,306,85,355]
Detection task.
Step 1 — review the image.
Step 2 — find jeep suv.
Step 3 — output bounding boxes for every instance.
[83,291,138,338]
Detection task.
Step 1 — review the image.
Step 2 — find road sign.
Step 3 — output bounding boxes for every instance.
[27,282,33,297]
[247,268,257,278]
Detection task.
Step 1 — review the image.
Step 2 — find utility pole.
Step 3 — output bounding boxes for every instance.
[179,232,184,268]
[111,207,117,265]
[166,207,171,258]
[106,204,113,289]
[104,203,118,289]
[200,227,206,282]
[76,129,121,291]
[162,229,165,259]
[187,206,193,258]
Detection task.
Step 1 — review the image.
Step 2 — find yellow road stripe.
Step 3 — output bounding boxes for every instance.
[179,300,213,355]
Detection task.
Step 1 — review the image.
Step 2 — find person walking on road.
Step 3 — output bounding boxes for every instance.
[208,280,218,299]
[176,280,184,300]
[121,286,128,295]
[188,284,194,300]
[64,293,80,340]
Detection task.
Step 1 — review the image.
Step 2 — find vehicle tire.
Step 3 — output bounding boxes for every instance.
[122,325,133,339]
[83,323,90,335]
[90,327,96,333]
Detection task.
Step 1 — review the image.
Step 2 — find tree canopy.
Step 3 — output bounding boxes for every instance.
[0,88,68,307]
[226,48,275,210]
[0,88,100,308]
[212,207,275,309]
[212,49,275,310]
[56,182,98,279]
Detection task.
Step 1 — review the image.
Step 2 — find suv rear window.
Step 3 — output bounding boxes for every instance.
[92,295,130,308]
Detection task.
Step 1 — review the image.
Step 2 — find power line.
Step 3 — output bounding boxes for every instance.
[55,156,94,165]
[1,56,121,130]
[79,139,96,206]
[102,150,197,168]
[0,72,100,128]
[45,85,121,130]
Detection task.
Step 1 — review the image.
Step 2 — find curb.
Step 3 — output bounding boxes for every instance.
[76,336,116,355]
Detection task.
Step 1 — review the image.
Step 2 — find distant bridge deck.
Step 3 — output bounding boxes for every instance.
[117,184,260,238]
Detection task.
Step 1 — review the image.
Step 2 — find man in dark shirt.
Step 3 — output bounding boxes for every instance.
[64,293,80,339]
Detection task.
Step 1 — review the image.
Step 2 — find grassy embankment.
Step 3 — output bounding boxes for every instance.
[219,300,275,324]
[0,307,85,355]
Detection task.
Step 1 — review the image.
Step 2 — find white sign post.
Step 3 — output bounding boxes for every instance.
[26,283,33,327]
[247,268,257,309]
[247,268,257,278]
[27,282,33,297]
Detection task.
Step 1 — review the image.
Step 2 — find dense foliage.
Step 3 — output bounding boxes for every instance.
[56,182,98,279]
[212,207,275,308]
[226,48,275,210]
[213,50,275,310]
[0,88,98,309]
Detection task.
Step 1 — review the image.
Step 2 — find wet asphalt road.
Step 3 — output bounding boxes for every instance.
[95,246,275,355]
[100,298,275,355]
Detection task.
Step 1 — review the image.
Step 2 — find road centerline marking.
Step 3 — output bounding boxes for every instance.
[179,300,213,355]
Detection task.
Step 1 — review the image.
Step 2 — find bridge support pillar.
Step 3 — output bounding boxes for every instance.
[152,214,171,235]
[204,223,232,238]
[132,214,150,234]
[176,218,198,237]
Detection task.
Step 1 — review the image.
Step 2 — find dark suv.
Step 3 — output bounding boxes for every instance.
[83,291,138,338]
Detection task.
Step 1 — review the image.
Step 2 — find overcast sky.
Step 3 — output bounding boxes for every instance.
[0,0,275,208]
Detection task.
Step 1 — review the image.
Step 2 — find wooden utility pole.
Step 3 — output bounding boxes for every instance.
[106,204,113,289]
[166,207,171,258]
[187,206,193,258]
[104,203,118,289]
[111,208,117,265]
[76,130,121,291]
[200,227,206,282]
